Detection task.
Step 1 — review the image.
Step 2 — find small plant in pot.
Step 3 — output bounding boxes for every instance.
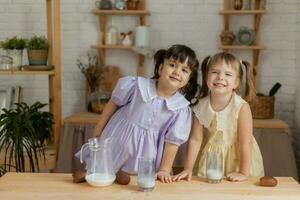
[0,36,26,69]
[0,102,54,172]
[26,35,49,66]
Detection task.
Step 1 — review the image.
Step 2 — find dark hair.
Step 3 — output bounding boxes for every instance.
[152,44,200,104]
[198,52,256,102]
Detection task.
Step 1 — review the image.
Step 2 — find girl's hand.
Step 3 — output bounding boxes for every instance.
[172,170,192,182]
[156,170,173,183]
[226,172,247,182]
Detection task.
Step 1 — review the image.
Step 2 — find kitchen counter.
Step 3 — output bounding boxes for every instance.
[0,172,299,200]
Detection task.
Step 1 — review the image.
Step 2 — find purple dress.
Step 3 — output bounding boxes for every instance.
[81,76,192,174]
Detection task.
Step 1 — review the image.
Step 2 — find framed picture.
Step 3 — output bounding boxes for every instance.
[11,86,21,106]
[0,86,21,114]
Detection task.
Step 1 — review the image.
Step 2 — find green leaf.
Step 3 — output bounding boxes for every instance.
[0,101,54,172]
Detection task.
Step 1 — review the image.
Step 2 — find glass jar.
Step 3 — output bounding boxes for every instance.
[0,55,13,70]
[243,0,252,10]
[127,0,139,10]
[88,91,110,114]
[260,0,266,10]
[95,0,113,10]
[105,26,119,45]
[233,0,243,10]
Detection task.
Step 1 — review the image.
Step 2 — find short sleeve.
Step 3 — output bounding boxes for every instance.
[165,107,192,146]
[111,76,137,106]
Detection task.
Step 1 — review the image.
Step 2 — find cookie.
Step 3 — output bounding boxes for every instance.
[259,176,278,187]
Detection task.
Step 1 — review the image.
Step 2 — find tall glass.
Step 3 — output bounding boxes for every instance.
[137,157,155,191]
[206,151,223,183]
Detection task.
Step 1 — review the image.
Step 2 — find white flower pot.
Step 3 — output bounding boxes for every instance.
[6,49,23,69]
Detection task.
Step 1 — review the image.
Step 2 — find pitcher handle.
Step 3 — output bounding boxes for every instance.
[79,142,89,163]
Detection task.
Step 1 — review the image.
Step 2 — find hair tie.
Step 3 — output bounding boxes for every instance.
[240,60,243,65]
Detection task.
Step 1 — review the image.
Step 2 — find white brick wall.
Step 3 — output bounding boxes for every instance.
[0,0,299,133]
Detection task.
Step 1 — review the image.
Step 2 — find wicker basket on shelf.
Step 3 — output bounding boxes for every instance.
[220,31,235,45]
[249,96,275,119]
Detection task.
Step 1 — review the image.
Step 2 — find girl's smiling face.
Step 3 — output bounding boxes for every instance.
[158,57,192,92]
[207,59,240,95]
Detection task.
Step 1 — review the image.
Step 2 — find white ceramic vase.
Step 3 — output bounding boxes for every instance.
[6,49,23,69]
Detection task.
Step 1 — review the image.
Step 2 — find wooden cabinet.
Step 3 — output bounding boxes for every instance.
[91,0,150,76]
[219,0,267,86]
[0,0,61,144]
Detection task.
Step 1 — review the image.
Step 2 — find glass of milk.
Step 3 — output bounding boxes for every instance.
[206,151,223,183]
[137,157,155,191]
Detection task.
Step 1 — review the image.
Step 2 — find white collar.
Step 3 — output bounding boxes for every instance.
[193,92,245,131]
[137,77,190,111]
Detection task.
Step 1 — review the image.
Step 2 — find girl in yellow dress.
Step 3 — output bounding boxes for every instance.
[173,52,264,182]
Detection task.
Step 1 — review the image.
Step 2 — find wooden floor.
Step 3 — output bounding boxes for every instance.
[0,145,57,173]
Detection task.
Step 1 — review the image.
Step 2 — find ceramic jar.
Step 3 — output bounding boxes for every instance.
[233,0,243,10]
[105,26,119,45]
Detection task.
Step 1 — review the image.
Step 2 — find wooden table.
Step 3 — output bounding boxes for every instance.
[0,173,299,200]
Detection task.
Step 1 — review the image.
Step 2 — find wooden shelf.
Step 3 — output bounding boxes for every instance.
[220,45,266,50]
[0,1,61,145]
[92,9,150,16]
[91,44,133,49]
[219,10,267,15]
[221,0,266,88]
[47,0,62,145]
[92,0,149,76]
[0,70,55,75]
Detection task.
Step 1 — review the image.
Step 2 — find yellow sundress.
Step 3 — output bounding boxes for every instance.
[192,92,264,177]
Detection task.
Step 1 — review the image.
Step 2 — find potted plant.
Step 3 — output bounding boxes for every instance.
[26,35,49,66]
[0,36,26,69]
[0,102,54,172]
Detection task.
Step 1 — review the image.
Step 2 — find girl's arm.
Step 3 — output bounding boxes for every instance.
[93,99,118,137]
[156,143,179,183]
[173,114,203,181]
[227,103,252,181]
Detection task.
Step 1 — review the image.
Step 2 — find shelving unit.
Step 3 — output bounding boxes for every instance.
[219,0,267,86]
[0,0,61,144]
[91,0,150,76]
[0,70,55,75]
[46,0,62,145]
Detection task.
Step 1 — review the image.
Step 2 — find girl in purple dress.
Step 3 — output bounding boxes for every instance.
[76,44,199,184]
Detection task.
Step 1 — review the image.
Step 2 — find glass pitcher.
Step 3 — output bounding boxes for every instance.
[80,137,116,187]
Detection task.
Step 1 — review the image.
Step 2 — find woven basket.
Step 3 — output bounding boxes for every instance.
[250,96,275,119]
[220,37,235,45]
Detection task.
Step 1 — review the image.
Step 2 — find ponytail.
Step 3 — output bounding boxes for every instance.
[198,55,211,99]
[240,60,256,103]
[183,59,200,105]
[152,49,166,79]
